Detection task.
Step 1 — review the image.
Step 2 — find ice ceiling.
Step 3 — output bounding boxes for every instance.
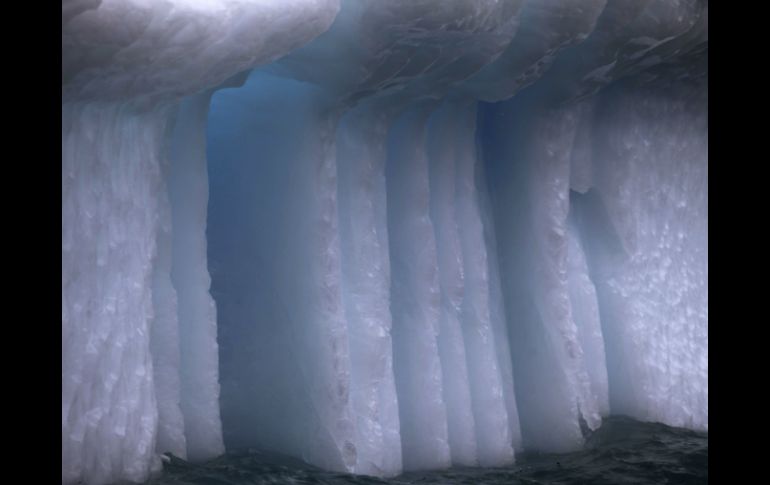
[62,1,707,484]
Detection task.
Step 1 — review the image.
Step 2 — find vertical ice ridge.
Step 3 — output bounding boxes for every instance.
[167,92,225,461]
[451,99,516,466]
[63,2,343,483]
[565,97,611,426]
[336,102,403,476]
[426,101,478,467]
[479,96,606,453]
[149,150,187,459]
[566,217,610,424]
[386,102,451,472]
[525,102,596,447]
[474,134,524,454]
[63,101,168,485]
[311,110,358,473]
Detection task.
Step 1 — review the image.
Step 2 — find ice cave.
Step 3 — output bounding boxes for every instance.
[62,1,707,484]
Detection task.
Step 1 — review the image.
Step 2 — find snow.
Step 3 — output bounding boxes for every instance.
[62,1,707,483]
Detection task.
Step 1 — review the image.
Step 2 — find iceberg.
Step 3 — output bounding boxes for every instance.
[62,1,707,483]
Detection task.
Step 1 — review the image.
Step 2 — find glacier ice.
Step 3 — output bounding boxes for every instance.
[336,105,403,475]
[62,1,707,484]
[568,81,708,430]
[62,1,340,483]
[167,92,225,462]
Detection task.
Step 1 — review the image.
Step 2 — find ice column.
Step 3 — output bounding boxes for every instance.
[63,1,342,482]
[386,103,451,471]
[150,123,187,461]
[479,96,605,452]
[63,102,171,484]
[336,101,403,476]
[566,219,610,420]
[449,100,518,466]
[167,92,225,461]
[476,151,524,454]
[425,102,478,466]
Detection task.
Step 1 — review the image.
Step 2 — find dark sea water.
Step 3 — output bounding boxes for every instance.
[146,416,707,485]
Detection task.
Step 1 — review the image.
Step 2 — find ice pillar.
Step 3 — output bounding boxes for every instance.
[336,102,403,476]
[385,103,451,471]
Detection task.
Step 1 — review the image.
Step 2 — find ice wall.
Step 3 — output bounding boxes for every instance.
[62,1,340,483]
[477,74,707,440]
[63,1,707,483]
[207,1,529,475]
[63,101,171,485]
[570,80,708,430]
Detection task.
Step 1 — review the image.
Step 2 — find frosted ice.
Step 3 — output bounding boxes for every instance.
[443,100,517,466]
[168,93,225,462]
[62,1,339,483]
[63,2,707,484]
[385,104,452,471]
[426,101,478,467]
[336,104,402,476]
[63,102,169,485]
[570,81,708,430]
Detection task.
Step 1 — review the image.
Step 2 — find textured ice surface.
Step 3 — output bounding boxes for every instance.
[386,104,452,471]
[426,102,478,467]
[570,80,708,430]
[336,104,403,476]
[62,0,341,103]
[167,93,225,462]
[62,1,339,483]
[63,102,169,485]
[427,100,516,467]
[479,98,592,452]
[478,75,707,442]
[63,1,707,483]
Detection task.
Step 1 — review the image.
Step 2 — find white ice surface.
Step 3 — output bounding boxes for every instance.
[571,81,708,431]
[63,102,169,485]
[63,2,707,483]
[62,2,339,483]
